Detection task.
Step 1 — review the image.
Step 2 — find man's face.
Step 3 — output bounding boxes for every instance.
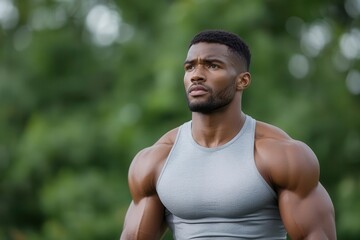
[184,42,240,113]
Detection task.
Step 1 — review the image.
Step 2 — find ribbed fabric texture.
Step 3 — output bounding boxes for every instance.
[156,115,287,239]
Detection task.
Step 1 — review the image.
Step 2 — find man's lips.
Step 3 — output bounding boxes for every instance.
[188,85,209,97]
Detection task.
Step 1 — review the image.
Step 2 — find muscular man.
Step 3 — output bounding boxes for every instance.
[120,30,336,239]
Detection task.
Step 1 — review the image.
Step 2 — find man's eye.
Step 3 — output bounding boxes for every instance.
[185,65,194,71]
[208,64,219,69]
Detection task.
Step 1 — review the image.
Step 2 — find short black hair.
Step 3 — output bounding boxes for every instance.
[189,30,251,71]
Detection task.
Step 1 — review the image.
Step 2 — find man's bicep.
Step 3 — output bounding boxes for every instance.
[121,147,168,240]
[279,184,336,240]
[121,195,167,240]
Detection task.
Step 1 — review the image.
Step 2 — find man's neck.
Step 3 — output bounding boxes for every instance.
[191,105,245,148]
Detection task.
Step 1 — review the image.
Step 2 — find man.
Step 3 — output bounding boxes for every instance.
[120,30,336,239]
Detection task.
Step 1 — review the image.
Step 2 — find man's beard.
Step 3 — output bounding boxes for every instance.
[186,84,235,113]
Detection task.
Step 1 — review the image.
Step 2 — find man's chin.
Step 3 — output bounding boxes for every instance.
[188,104,214,113]
[188,100,231,114]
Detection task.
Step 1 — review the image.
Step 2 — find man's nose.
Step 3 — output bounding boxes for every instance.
[191,66,206,83]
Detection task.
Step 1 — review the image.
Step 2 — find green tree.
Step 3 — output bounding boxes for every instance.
[0,0,359,239]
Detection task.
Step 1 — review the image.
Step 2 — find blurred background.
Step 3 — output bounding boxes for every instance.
[0,0,359,239]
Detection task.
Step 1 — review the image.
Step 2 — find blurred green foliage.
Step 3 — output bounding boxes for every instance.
[0,0,359,239]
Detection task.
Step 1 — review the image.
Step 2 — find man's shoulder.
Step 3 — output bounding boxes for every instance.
[128,127,180,192]
[255,120,291,142]
[254,121,299,158]
[131,127,179,166]
[254,121,320,190]
[154,127,180,147]
[255,120,313,155]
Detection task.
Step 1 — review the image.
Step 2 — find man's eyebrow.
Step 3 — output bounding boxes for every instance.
[184,58,225,65]
[184,59,195,65]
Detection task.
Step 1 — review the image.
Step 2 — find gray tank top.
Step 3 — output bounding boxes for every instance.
[156,115,287,239]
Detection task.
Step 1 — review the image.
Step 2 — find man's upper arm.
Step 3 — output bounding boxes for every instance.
[120,147,168,240]
[275,141,336,240]
[121,197,166,240]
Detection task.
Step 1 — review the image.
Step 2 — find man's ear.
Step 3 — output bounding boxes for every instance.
[236,72,251,90]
